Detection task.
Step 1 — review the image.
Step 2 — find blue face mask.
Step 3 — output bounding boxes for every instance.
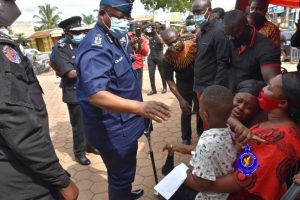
[109,17,130,39]
[186,25,196,32]
[194,8,209,27]
[71,33,85,44]
[194,14,208,26]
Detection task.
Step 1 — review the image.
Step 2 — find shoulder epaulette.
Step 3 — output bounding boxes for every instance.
[0,32,16,46]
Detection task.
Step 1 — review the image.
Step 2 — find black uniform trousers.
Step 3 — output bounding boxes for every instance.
[67,103,87,157]
[147,53,167,92]
[136,68,143,91]
[177,79,203,140]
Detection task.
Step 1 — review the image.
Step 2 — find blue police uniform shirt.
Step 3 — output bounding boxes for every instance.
[76,23,145,150]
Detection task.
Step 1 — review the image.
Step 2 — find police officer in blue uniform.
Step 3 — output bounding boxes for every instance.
[0,1,79,199]
[76,0,170,199]
[51,16,100,165]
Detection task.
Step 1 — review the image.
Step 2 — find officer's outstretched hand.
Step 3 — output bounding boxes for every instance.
[137,101,170,123]
[59,180,79,200]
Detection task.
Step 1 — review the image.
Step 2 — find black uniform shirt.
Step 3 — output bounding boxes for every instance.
[148,34,164,56]
[52,41,78,103]
[194,19,230,92]
[0,32,69,199]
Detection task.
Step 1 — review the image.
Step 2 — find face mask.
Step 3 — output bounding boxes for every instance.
[109,16,130,39]
[257,90,287,111]
[0,27,9,35]
[194,14,208,27]
[194,8,209,27]
[186,25,196,33]
[71,33,85,44]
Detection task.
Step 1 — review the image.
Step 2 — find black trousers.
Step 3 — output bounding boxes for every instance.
[136,68,143,91]
[67,103,87,157]
[147,54,167,92]
[170,185,198,200]
[177,80,203,140]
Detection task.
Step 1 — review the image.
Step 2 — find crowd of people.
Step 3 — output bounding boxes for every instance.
[0,0,300,200]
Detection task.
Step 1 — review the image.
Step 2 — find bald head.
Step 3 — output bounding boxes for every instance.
[161,28,178,44]
[192,0,211,16]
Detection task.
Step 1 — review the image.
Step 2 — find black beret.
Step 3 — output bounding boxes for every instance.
[58,16,82,31]
[235,79,266,97]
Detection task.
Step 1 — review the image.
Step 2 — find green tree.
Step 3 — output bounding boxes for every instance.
[14,33,26,45]
[33,4,61,30]
[82,14,96,25]
[141,0,193,12]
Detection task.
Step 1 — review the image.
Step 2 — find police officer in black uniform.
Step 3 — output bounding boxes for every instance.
[0,1,79,199]
[51,16,99,165]
[145,22,168,96]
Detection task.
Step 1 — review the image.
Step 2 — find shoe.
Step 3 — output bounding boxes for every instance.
[161,88,167,94]
[75,155,91,165]
[147,90,157,96]
[86,146,100,155]
[182,139,191,145]
[161,155,174,176]
[130,189,144,200]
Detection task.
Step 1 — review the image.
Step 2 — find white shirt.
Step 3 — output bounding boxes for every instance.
[190,126,237,200]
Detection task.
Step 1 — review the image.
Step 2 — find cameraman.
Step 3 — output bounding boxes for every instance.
[144,22,167,96]
[128,22,149,91]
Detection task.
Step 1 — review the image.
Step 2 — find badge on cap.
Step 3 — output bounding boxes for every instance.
[92,34,103,48]
[3,45,21,64]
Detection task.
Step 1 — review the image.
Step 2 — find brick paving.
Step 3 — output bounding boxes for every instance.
[38,62,298,200]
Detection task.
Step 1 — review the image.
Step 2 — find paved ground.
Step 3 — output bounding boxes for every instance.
[38,62,298,200]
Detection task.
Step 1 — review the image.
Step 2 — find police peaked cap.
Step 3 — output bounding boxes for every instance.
[58,16,82,31]
[100,0,134,15]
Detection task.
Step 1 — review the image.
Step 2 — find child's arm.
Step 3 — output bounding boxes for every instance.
[184,168,212,191]
[185,169,242,193]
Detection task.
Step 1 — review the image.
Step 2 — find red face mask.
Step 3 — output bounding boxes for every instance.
[257,90,287,111]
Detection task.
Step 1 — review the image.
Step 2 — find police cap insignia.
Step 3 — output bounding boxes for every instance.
[2,45,21,64]
[58,16,82,31]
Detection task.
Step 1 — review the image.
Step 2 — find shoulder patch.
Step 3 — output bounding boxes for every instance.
[2,45,21,64]
[92,33,103,48]
[58,41,67,48]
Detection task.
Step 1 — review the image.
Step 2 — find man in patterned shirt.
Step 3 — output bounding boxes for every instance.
[249,0,280,48]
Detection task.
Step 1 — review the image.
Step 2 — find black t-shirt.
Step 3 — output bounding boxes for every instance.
[163,60,194,83]
[194,19,230,92]
[229,29,281,90]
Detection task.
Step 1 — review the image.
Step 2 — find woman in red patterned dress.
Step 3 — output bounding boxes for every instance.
[183,72,300,200]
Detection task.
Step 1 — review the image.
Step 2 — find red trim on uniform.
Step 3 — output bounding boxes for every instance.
[249,28,257,48]
[261,63,281,68]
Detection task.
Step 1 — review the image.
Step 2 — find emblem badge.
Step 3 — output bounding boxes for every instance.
[92,34,103,47]
[235,144,260,176]
[3,45,21,64]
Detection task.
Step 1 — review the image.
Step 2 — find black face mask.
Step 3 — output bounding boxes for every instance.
[0,0,21,26]
[231,28,249,48]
